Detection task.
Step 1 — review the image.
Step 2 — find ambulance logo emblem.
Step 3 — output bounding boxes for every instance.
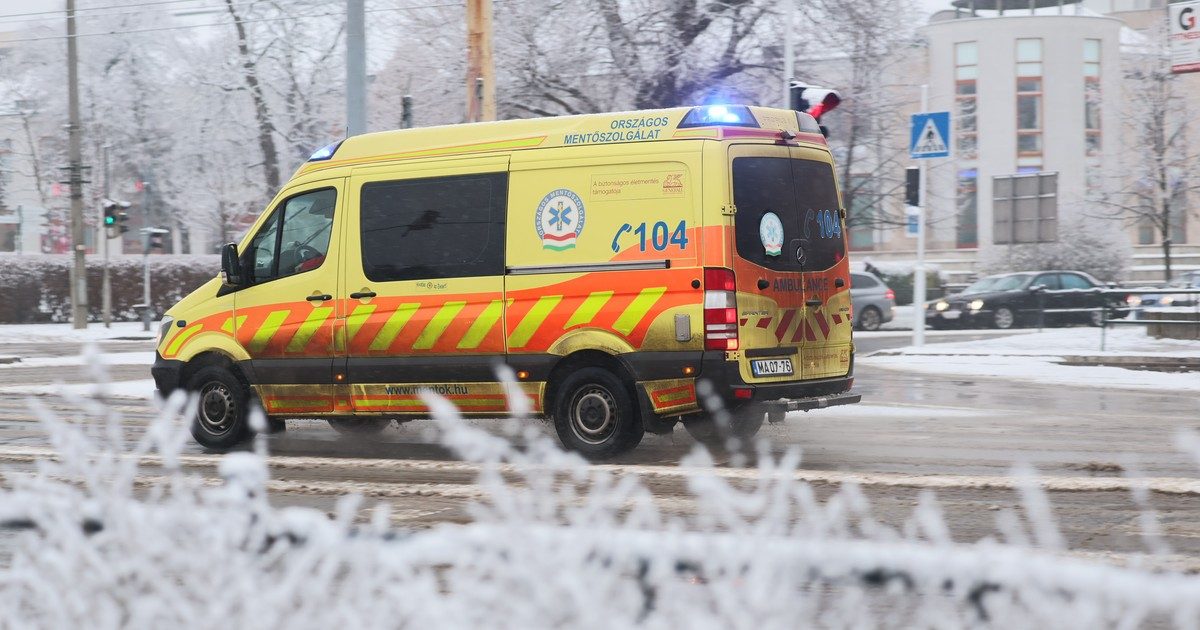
[535,188,586,251]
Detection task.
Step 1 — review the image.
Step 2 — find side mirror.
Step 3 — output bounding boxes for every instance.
[1029,284,1046,293]
[220,242,244,287]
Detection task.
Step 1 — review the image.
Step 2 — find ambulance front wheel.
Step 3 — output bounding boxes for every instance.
[552,368,644,458]
[188,365,253,451]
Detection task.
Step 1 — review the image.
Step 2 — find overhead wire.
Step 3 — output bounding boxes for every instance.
[0,2,462,44]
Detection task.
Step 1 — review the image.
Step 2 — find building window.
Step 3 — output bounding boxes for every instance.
[1016,38,1043,164]
[956,169,978,249]
[1084,39,1101,157]
[955,42,978,160]
[847,174,874,251]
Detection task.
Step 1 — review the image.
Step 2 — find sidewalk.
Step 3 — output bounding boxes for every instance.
[860,327,1200,392]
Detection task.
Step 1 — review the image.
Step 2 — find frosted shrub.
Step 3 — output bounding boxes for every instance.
[0,368,1198,628]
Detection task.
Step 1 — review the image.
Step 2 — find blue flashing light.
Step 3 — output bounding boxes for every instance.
[307,140,344,162]
[677,105,759,129]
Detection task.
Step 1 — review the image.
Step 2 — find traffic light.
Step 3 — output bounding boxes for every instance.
[789,81,842,135]
[905,167,920,207]
[101,198,131,238]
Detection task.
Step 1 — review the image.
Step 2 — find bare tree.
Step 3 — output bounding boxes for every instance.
[799,0,921,234]
[223,0,282,193]
[1093,41,1197,282]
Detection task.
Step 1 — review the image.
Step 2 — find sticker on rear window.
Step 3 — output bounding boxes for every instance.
[759,212,783,257]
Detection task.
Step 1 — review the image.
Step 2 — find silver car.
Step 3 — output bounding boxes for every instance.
[850,271,896,331]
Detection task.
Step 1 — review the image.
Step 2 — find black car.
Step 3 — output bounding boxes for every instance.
[925,271,1127,330]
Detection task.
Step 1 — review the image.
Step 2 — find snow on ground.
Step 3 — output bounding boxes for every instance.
[875,326,1199,357]
[0,378,156,400]
[0,352,154,368]
[862,327,1200,392]
[0,321,155,343]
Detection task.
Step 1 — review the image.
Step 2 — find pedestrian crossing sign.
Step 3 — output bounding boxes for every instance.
[910,112,951,159]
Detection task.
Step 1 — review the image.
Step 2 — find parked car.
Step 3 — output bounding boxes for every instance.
[849,271,895,331]
[925,270,1127,330]
[1130,271,1200,311]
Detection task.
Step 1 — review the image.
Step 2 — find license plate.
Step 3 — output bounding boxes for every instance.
[941,311,961,319]
[751,358,794,377]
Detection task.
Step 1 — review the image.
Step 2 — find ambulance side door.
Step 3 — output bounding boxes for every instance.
[342,157,510,414]
[232,180,345,415]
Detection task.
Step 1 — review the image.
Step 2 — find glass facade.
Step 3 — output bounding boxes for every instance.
[955,42,978,248]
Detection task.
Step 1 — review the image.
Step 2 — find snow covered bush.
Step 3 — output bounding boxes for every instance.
[978,218,1130,282]
[0,254,218,323]
[1,364,1199,628]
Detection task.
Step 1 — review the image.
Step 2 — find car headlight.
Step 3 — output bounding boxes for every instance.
[157,315,174,347]
[1126,295,1142,307]
[934,301,950,311]
[1162,296,1175,306]
[969,299,985,311]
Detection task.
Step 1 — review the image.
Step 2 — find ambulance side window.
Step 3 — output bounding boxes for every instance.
[359,172,507,282]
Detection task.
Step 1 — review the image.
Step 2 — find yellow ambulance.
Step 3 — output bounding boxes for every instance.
[152,105,860,457]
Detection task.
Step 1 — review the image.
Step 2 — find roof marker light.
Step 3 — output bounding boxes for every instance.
[307,139,344,162]
[678,105,760,129]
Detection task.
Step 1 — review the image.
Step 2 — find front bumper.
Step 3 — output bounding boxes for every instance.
[151,353,184,395]
[925,308,991,327]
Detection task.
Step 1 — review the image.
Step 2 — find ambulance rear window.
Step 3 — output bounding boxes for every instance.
[733,157,845,272]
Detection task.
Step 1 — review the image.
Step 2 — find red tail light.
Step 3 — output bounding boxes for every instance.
[704,267,739,351]
[885,288,895,301]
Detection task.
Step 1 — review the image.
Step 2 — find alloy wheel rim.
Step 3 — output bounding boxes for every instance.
[570,386,618,445]
[996,309,1014,329]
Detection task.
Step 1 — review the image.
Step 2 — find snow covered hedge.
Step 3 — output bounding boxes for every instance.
[3,365,1200,628]
[0,254,219,323]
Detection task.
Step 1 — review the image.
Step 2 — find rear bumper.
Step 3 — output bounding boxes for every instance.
[151,353,184,395]
[697,351,856,411]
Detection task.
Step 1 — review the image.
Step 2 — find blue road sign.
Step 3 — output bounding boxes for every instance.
[910,111,951,159]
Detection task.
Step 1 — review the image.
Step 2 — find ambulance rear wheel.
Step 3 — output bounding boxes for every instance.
[553,368,644,458]
[188,366,252,451]
[684,407,765,449]
[328,418,392,435]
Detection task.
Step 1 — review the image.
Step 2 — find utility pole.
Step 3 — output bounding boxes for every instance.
[782,0,794,109]
[346,0,366,136]
[912,84,929,348]
[465,0,495,122]
[66,0,88,329]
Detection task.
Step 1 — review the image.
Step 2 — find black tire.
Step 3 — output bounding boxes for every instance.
[552,367,644,458]
[187,365,254,451]
[328,418,392,435]
[993,307,1016,330]
[683,407,766,448]
[857,306,883,331]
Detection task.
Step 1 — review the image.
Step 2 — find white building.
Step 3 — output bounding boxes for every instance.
[848,0,1199,284]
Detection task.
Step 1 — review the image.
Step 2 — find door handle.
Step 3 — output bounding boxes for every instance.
[805,298,822,307]
[306,293,333,302]
[757,278,770,290]
[349,291,377,300]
